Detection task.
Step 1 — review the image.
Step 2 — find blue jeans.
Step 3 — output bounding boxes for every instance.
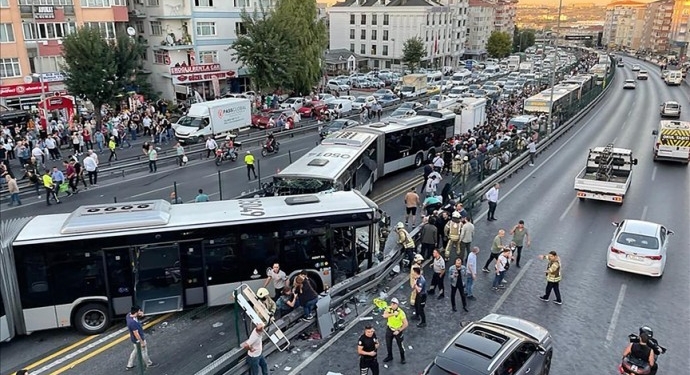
[492,271,506,288]
[9,192,22,205]
[465,275,475,297]
[302,298,318,317]
[247,355,268,375]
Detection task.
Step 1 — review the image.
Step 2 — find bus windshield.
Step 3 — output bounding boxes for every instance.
[272,176,338,195]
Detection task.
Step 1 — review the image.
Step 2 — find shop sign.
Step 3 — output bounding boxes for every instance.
[35,6,55,19]
[172,71,236,85]
[0,83,50,98]
[170,63,221,75]
[41,72,66,82]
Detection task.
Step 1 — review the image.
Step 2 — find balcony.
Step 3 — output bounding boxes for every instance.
[155,2,191,20]
[129,9,147,18]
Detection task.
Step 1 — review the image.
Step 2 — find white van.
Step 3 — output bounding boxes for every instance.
[483,65,501,76]
[652,120,690,163]
[664,70,682,86]
[448,85,470,98]
[451,70,472,85]
[327,99,353,118]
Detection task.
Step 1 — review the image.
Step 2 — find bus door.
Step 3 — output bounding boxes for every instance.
[132,243,184,315]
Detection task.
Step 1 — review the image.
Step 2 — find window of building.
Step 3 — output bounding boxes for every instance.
[383,30,388,41]
[150,21,163,36]
[350,14,355,25]
[0,58,21,78]
[382,45,388,56]
[371,45,377,55]
[427,14,430,25]
[153,50,168,64]
[235,22,247,35]
[111,0,126,5]
[35,56,63,73]
[0,24,14,43]
[234,0,250,6]
[146,0,159,5]
[195,0,213,6]
[85,22,116,39]
[372,14,377,26]
[23,22,76,40]
[198,50,218,63]
[371,30,377,40]
[134,21,144,35]
[350,29,355,39]
[360,44,366,54]
[196,22,216,36]
[360,30,366,40]
[350,43,355,52]
[383,14,389,25]
[361,14,366,25]
[83,0,107,6]
[0,0,8,7]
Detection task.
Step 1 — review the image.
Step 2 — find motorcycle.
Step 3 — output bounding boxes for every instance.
[618,327,666,375]
[214,147,238,166]
[261,141,280,157]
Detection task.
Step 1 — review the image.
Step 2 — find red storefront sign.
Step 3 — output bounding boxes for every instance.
[0,83,51,97]
[170,63,221,75]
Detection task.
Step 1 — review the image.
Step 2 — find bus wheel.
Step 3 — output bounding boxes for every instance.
[414,153,424,167]
[74,303,110,335]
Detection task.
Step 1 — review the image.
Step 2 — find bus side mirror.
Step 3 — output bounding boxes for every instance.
[652,130,658,136]
[633,159,638,165]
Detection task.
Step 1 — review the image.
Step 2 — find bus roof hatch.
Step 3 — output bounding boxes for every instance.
[60,200,172,234]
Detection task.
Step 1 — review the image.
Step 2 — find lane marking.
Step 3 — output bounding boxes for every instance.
[559,197,578,222]
[46,313,172,375]
[605,284,627,344]
[651,166,657,182]
[612,137,618,143]
[641,205,648,221]
[490,259,534,314]
[24,336,98,371]
[286,276,410,375]
[130,185,175,198]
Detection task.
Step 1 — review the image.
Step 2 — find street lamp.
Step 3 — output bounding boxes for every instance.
[392,38,396,70]
[546,0,563,136]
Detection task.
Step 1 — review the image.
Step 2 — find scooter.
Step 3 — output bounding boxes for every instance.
[261,141,280,157]
[215,147,238,166]
[618,327,666,375]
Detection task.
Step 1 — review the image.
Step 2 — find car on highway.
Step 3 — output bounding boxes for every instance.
[623,79,636,89]
[398,101,425,111]
[607,220,672,277]
[617,60,625,67]
[252,109,300,129]
[659,101,681,118]
[637,70,649,80]
[280,97,305,110]
[423,314,552,375]
[297,101,328,118]
[387,107,417,118]
[377,94,400,107]
[319,118,359,139]
[372,89,395,100]
[317,93,337,103]
[632,64,641,71]
[352,95,377,111]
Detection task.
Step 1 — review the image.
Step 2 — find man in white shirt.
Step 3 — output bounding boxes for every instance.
[84,151,98,186]
[242,323,268,375]
[205,137,218,158]
[527,139,537,166]
[465,247,478,300]
[425,175,439,197]
[432,153,444,172]
[485,183,500,221]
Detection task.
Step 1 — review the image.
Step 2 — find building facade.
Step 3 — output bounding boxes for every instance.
[602,1,646,51]
[0,0,129,110]
[328,0,469,71]
[639,0,673,54]
[491,0,516,36]
[670,0,690,57]
[465,0,495,59]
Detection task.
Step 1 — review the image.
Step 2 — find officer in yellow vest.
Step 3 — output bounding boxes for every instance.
[244,151,257,180]
[444,211,463,260]
[382,297,408,364]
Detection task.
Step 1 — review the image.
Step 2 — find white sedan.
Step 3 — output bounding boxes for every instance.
[280,97,305,110]
[623,79,636,89]
[631,64,641,72]
[607,220,672,277]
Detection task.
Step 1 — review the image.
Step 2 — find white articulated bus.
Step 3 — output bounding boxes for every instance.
[0,191,383,340]
[270,111,456,196]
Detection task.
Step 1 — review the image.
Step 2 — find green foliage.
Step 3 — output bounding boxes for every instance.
[487,31,513,58]
[402,37,426,73]
[513,27,536,53]
[61,27,149,116]
[231,0,327,94]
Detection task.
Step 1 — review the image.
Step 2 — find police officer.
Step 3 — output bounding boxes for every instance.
[382,298,408,364]
[357,325,379,375]
[244,150,257,180]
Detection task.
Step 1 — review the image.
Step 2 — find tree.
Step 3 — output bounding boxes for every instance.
[487,31,513,58]
[402,37,426,73]
[513,27,536,53]
[62,27,146,122]
[272,0,328,95]
[231,9,292,92]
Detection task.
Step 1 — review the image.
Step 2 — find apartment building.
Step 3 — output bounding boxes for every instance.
[465,0,495,59]
[670,0,690,57]
[640,0,673,54]
[0,0,129,110]
[602,1,646,51]
[492,0,516,36]
[328,0,469,71]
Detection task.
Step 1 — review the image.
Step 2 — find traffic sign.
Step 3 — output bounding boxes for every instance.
[565,35,593,41]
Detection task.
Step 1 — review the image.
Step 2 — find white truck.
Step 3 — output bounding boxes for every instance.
[174,98,252,144]
[574,144,638,205]
[518,62,533,74]
[507,55,522,72]
[663,70,683,86]
[400,74,428,98]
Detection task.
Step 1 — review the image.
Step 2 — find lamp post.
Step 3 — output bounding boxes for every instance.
[392,38,396,70]
[26,8,51,133]
[546,0,563,136]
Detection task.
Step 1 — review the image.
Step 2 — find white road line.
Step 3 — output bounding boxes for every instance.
[490,259,534,314]
[612,137,618,143]
[559,197,578,222]
[605,284,627,344]
[130,185,176,198]
[620,122,627,130]
[286,276,410,375]
[641,205,648,221]
[651,166,657,182]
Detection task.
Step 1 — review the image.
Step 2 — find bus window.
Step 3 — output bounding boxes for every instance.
[239,231,280,270]
[203,235,240,285]
[16,251,52,309]
[282,226,328,265]
[47,249,106,307]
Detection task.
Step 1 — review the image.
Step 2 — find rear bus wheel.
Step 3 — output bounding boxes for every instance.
[74,303,110,335]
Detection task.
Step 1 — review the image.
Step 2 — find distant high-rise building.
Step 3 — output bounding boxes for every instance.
[602,1,646,50]
[670,0,690,57]
[640,0,674,54]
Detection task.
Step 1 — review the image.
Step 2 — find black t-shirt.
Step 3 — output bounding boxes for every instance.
[358,333,378,358]
[631,343,651,362]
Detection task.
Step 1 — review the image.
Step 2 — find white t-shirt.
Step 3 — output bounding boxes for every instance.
[267,269,287,289]
[496,254,508,273]
[244,329,263,357]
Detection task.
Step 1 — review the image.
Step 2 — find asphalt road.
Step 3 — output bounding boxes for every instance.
[2,65,689,375]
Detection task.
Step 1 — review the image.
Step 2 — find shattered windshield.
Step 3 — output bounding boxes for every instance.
[271,177,338,195]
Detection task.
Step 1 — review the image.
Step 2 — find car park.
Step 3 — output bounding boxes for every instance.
[318,118,359,139]
[637,70,649,80]
[423,314,552,375]
[659,101,681,118]
[623,79,636,89]
[607,220,672,277]
[280,97,305,110]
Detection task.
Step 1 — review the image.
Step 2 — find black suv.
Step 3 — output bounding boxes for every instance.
[423,314,553,375]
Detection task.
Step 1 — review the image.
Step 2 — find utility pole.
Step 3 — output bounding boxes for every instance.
[29,5,50,133]
[546,0,563,136]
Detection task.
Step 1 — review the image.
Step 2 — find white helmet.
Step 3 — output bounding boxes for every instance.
[256,288,270,299]
[452,211,461,219]
[396,222,405,229]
